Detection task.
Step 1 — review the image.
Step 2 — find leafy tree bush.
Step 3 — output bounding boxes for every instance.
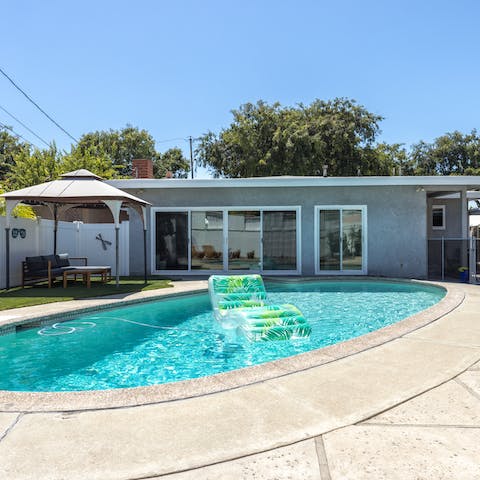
[196,98,387,177]
[411,130,480,175]
[154,147,190,178]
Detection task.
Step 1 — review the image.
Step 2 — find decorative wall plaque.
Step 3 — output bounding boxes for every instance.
[96,233,112,251]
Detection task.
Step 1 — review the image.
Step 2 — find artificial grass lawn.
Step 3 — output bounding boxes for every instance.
[0,277,173,311]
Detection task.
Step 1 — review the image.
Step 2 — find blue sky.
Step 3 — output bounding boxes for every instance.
[2,0,479,177]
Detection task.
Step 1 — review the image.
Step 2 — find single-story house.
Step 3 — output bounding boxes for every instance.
[108,160,480,280]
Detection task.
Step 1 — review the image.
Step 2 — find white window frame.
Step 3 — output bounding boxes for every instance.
[150,206,302,275]
[432,204,446,230]
[314,205,368,275]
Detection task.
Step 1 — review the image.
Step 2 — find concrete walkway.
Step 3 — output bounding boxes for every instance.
[155,359,480,480]
[0,281,479,479]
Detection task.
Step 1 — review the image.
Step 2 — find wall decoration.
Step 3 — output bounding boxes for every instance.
[96,233,112,251]
[12,228,27,239]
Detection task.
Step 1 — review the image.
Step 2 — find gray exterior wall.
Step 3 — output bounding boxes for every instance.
[125,185,428,279]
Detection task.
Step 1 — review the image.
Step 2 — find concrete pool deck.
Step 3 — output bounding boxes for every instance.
[0,279,479,479]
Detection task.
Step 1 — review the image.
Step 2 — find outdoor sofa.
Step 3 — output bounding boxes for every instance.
[22,254,90,288]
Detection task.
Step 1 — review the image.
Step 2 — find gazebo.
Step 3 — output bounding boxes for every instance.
[1,169,150,289]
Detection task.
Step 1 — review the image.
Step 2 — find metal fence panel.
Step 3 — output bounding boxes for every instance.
[428,237,477,282]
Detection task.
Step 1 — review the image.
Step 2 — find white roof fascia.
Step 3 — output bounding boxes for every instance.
[107,176,480,190]
[433,191,480,199]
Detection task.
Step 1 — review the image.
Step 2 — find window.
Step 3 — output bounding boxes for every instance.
[432,205,446,230]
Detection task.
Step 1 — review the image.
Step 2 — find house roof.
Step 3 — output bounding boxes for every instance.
[108,175,480,191]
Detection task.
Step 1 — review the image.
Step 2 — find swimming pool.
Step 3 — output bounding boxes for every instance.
[0,280,445,392]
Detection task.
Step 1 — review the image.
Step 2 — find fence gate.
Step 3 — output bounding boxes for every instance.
[428,237,478,283]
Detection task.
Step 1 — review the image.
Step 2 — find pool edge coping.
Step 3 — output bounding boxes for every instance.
[0,277,464,413]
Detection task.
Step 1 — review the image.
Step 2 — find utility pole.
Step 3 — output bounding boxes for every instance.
[188,136,194,179]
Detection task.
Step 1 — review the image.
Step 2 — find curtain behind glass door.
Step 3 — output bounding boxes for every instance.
[155,212,188,270]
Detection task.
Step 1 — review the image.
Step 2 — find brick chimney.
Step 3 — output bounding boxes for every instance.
[132,159,154,179]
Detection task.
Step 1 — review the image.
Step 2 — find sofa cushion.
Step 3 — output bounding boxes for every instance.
[30,269,50,277]
[42,255,59,268]
[50,268,65,276]
[56,253,70,267]
[26,256,47,272]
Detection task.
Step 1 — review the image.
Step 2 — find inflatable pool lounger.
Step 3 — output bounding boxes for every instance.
[208,274,311,341]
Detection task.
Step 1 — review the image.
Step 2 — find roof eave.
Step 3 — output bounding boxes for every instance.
[107,175,480,190]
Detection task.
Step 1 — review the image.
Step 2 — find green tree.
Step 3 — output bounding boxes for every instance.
[59,147,121,179]
[153,147,190,178]
[0,185,36,218]
[6,144,61,190]
[74,125,157,175]
[196,98,384,177]
[0,127,30,180]
[373,142,414,175]
[411,130,480,175]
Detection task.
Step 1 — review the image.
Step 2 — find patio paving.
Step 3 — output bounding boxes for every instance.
[0,281,479,479]
[157,361,480,480]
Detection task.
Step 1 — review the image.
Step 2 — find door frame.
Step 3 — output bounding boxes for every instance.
[314,205,368,275]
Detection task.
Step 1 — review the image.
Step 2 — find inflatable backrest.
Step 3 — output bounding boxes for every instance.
[208,274,268,311]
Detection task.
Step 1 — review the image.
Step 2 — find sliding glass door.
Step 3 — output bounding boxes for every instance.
[342,209,363,271]
[319,210,341,271]
[155,212,188,270]
[191,211,224,270]
[263,210,297,271]
[153,207,300,274]
[315,206,366,274]
[228,211,261,270]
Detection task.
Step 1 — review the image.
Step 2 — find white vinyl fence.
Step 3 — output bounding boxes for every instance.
[0,217,129,289]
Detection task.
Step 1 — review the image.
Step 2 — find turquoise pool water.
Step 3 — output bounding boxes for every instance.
[0,280,445,392]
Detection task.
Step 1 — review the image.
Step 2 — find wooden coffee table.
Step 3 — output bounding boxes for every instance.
[63,266,111,288]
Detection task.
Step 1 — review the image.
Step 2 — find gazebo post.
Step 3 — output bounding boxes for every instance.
[5,226,10,290]
[143,230,147,284]
[4,200,18,290]
[53,204,58,255]
[104,200,122,288]
[115,226,120,287]
[141,206,147,284]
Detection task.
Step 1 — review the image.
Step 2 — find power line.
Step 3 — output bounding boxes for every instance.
[0,104,50,147]
[0,66,78,143]
[156,137,187,144]
[156,136,202,144]
[0,121,40,149]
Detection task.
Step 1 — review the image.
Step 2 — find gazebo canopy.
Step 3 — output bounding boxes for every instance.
[1,170,150,289]
[3,169,149,206]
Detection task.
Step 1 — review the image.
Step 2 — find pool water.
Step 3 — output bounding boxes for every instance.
[0,280,445,392]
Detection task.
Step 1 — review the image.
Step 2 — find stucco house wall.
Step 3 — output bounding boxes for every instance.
[123,184,427,278]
